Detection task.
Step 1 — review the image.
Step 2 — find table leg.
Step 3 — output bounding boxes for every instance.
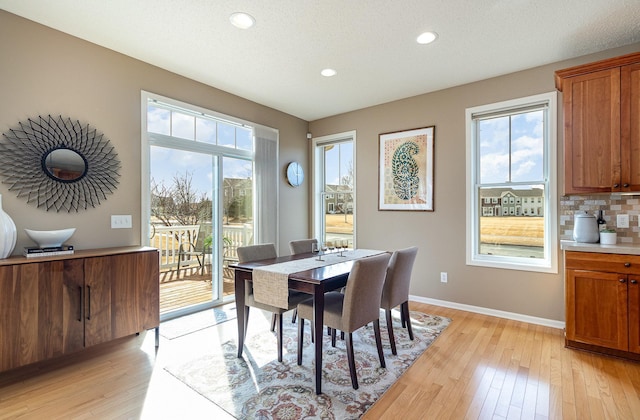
[313,287,324,394]
[235,271,246,358]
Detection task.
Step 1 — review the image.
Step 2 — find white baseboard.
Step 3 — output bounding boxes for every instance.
[410,295,565,330]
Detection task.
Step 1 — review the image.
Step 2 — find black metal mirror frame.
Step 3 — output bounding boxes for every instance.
[0,115,121,212]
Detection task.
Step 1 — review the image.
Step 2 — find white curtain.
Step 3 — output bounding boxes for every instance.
[254,126,279,247]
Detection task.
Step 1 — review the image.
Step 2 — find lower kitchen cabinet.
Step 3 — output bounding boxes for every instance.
[565,250,640,357]
[0,246,159,373]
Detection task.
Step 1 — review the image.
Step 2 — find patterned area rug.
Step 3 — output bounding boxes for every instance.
[160,304,237,339]
[164,310,450,419]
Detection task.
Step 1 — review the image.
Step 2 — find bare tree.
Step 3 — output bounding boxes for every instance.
[151,171,211,228]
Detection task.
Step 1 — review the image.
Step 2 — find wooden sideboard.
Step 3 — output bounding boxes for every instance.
[0,246,159,373]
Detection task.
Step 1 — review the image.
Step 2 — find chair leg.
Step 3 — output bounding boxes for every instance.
[331,328,337,347]
[400,306,406,328]
[401,302,414,340]
[276,314,283,362]
[373,319,386,368]
[385,308,397,355]
[297,318,304,365]
[271,313,277,332]
[292,308,298,323]
[345,332,358,390]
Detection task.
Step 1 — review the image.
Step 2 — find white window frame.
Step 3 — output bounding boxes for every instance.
[465,92,558,273]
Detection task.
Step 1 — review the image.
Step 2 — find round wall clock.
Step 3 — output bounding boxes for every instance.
[286,161,304,187]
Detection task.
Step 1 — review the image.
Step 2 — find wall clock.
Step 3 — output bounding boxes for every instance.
[286,161,304,187]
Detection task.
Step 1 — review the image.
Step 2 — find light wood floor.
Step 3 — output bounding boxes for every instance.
[1,302,640,419]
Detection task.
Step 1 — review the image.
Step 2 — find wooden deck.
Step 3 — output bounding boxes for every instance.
[159,265,234,314]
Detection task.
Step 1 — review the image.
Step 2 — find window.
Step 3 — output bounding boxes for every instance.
[312,132,355,247]
[466,92,557,273]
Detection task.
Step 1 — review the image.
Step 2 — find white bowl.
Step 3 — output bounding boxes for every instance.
[25,228,76,248]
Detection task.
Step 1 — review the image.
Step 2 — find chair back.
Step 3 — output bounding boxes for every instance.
[289,238,318,255]
[237,243,277,263]
[381,246,418,309]
[342,253,391,331]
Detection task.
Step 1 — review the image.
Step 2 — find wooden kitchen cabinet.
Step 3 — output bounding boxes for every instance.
[0,247,159,373]
[565,251,640,358]
[556,52,640,194]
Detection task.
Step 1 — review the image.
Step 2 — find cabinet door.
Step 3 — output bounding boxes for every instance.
[621,62,640,191]
[566,269,628,351]
[0,260,84,371]
[562,68,621,194]
[629,276,640,354]
[111,250,160,339]
[84,256,113,347]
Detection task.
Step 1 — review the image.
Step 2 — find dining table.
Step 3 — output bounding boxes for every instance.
[229,249,383,395]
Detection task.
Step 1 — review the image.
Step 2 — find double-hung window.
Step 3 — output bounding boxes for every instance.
[466,92,557,273]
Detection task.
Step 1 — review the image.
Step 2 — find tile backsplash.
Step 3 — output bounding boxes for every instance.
[560,194,640,243]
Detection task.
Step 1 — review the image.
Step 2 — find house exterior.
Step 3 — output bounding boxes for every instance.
[480,188,544,217]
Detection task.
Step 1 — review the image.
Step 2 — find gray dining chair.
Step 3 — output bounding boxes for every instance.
[296,252,391,390]
[381,246,418,355]
[237,243,308,362]
[288,238,318,323]
[289,238,318,255]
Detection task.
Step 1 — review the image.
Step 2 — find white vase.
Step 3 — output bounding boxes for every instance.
[0,194,17,258]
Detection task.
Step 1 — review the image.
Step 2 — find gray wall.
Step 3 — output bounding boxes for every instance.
[0,10,309,257]
[309,43,640,322]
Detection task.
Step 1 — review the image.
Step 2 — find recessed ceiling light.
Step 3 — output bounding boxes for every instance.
[417,31,438,45]
[321,68,337,77]
[230,12,255,29]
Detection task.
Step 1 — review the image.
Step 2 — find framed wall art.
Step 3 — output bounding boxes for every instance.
[378,125,434,211]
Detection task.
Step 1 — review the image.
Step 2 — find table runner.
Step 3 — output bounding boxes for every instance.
[253,249,386,309]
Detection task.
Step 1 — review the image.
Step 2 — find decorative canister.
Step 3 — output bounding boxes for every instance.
[0,194,17,258]
[573,211,599,243]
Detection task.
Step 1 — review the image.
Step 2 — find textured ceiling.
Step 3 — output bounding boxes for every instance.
[1,0,639,121]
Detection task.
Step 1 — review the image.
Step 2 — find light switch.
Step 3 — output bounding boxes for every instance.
[111,215,132,229]
[617,214,629,229]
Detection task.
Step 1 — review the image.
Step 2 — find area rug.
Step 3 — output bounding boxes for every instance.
[160,304,237,339]
[164,310,450,419]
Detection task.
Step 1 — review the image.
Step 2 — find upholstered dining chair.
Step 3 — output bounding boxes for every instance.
[237,243,308,362]
[288,238,318,323]
[289,238,318,255]
[381,246,418,355]
[296,252,392,390]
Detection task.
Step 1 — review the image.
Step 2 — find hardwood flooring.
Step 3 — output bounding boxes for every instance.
[1,302,640,419]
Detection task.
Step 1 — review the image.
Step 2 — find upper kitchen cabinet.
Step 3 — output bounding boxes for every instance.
[556,52,640,194]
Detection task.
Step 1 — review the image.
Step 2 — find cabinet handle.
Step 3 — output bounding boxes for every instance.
[625,262,631,267]
[78,286,83,322]
[624,183,630,188]
[86,285,91,320]
[620,278,627,283]
[632,279,638,284]
[614,183,620,188]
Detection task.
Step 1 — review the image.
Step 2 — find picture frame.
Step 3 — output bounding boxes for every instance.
[378,126,434,211]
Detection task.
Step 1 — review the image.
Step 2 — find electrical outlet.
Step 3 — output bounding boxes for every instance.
[440,272,448,283]
[111,215,132,229]
[617,214,630,228]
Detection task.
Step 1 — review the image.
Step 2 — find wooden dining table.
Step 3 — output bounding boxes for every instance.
[230,252,358,395]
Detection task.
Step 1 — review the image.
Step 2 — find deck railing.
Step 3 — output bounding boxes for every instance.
[150,223,252,271]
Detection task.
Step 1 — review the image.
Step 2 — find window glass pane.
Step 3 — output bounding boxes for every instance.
[171,112,195,140]
[223,157,253,228]
[478,186,544,259]
[147,105,170,135]
[510,111,544,183]
[196,118,216,144]
[479,116,510,183]
[218,122,235,148]
[236,126,253,151]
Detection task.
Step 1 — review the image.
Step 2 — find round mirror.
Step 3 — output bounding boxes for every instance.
[43,148,87,181]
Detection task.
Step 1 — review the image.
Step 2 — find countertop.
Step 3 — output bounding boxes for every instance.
[561,240,640,255]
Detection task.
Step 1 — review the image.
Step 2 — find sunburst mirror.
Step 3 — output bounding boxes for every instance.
[0,115,121,212]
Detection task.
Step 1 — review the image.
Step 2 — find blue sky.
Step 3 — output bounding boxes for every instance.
[478,110,544,185]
